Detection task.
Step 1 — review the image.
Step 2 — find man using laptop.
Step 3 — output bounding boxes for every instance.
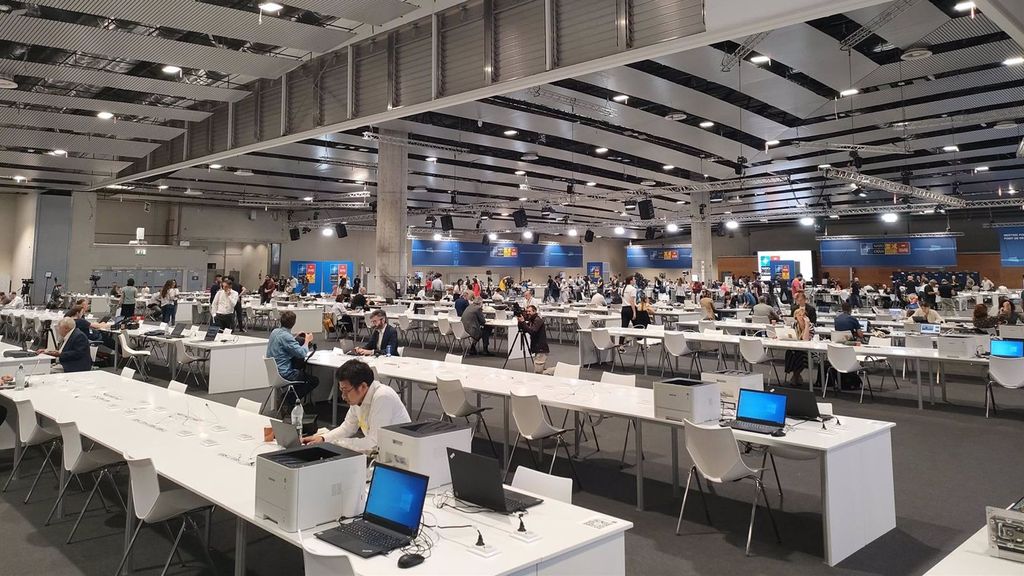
[267,311,319,413]
[354,310,400,356]
[833,303,862,340]
[752,295,781,323]
[36,317,92,373]
[303,359,410,454]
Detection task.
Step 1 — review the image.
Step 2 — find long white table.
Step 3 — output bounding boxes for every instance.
[924,524,1022,575]
[0,371,630,576]
[309,351,896,567]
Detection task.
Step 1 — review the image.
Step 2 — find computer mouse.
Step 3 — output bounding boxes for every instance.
[771,429,786,437]
[398,553,424,569]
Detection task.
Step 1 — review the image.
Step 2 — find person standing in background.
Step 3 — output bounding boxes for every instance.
[158,280,178,324]
[211,278,238,330]
[259,276,276,305]
[120,278,138,319]
[209,274,222,304]
[228,276,247,332]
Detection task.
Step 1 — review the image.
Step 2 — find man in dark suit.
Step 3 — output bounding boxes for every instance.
[37,317,92,373]
[355,310,400,356]
[461,296,492,355]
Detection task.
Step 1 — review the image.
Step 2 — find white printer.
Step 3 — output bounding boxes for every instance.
[654,377,720,424]
[255,444,365,533]
[701,370,764,406]
[378,421,472,489]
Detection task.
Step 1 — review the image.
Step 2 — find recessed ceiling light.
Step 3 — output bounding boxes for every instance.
[675,200,686,204]
[503,129,518,136]
[488,232,497,240]
[518,197,527,201]
[994,121,1018,130]
[567,228,577,237]
[799,216,815,226]
[321,227,334,237]
[829,214,840,219]
[354,180,365,184]
[433,232,442,241]
[96,111,114,120]
[585,181,597,186]
[817,163,831,169]
[839,88,860,97]
[614,226,625,235]
[302,196,314,202]
[725,220,739,230]
[235,169,253,176]
[749,55,771,64]
[425,157,437,162]
[881,212,898,223]
[258,2,283,12]
[13,175,26,182]
[953,1,976,10]
[1003,57,1024,67]
[640,180,657,186]
[514,170,526,176]
[157,185,169,190]
[611,94,629,102]
[161,65,181,75]
[50,149,67,156]
[942,145,959,152]
[975,166,989,172]
[666,223,679,232]
[662,164,674,171]
[765,140,780,146]
[858,191,867,198]
[521,153,539,161]
[594,147,608,154]
[699,121,715,128]
[522,230,533,239]
[665,112,688,121]
[900,47,932,61]
[208,163,222,169]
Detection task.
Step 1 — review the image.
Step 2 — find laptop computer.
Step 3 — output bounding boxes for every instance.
[858,319,871,332]
[816,304,831,314]
[773,326,798,340]
[203,326,221,341]
[447,448,543,513]
[315,463,428,558]
[767,386,828,421]
[726,389,787,435]
[991,339,1024,358]
[920,323,941,335]
[270,419,301,449]
[164,323,187,338]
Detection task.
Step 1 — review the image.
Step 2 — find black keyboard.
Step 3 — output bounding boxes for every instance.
[335,522,406,551]
[729,420,782,435]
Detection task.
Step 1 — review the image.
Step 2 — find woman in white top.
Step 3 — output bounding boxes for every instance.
[158,279,179,324]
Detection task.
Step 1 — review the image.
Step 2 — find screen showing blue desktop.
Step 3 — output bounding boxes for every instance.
[364,465,427,532]
[991,339,1024,358]
[736,389,787,425]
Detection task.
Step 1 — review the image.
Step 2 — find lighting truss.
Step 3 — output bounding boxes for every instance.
[338,190,372,199]
[525,87,617,117]
[820,166,968,207]
[792,141,913,154]
[720,31,772,72]
[238,199,371,209]
[361,132,469,154]
[637,175,790,196]
[840,0,919,51]
[886,106,1024,131]
[316,156,377,169]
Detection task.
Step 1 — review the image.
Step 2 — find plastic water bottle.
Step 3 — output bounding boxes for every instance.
[15,364,25,390]
[290,402,304,438]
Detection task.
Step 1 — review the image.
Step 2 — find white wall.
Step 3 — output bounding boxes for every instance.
[206,242,271,288]
[179,205,287,243]
[0,195,17,292]
[95,199,171,244]
[11,193,38,288]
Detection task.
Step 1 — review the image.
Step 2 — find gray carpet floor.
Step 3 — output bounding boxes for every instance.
[2,327,1021,576]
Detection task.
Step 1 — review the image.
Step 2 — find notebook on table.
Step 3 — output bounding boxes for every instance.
[725,389,787,435]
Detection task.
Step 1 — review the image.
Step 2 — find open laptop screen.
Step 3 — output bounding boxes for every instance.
[920,323,940,334]
[363,464,428,537]
[735,389,787,426]
[991,339,1024,358]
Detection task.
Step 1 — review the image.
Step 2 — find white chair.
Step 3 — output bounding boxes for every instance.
[115,456,216,576]
[120,367,136,380]
[45,422,124,543]
[738,337,782,384]
[449,321,473,355]
[235,398,262,414]
[986,356,1024,418]
[435,377,498,457]
[576,314,592,330]
[302,536,356,576]
[751,314,770,326]
[552,362,580,379]
[662,332,701,377]
[436,316,455,351]
[415,354,461,419]
[1,398,60,503]
[862,336,899,391]
[508,393,580,487]
[173,339,208,390]
[589,328,622,371]
[823,344,873,403]
[599,372,642,467]
[167,380,188,394]
[511,467,573,504]
[397,314,423,348]
[675,420,780,556]
[260,357,306,416]
[117,331,151,381]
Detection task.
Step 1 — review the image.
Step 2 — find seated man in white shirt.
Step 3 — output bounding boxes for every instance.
[589,291,606,307]
[302,359,410,454]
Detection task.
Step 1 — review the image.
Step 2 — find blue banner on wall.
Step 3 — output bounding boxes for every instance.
[289,260,354,293]
[999,227,1024,267]
[820,236,957,267]
[411,240,582,268]
[586,261,605,280]
[625,245,693,269]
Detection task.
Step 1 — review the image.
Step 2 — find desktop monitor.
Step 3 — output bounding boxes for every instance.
[991,339,1024,358]
[735,389,787,427]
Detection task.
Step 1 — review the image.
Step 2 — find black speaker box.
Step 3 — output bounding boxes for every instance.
[584,229,594,242]
[531,233,541,245]
[481,234,490,245]
[335,223,348,238]
[645,226,656,240]
[289,228,300,241]
[440,215,454,231]
[638,199,655,220]
[512,209,528,228]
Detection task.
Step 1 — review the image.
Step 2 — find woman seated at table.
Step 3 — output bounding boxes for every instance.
[783,307,813,386]
[910,300,944,324]
[973,303,1000,331]
[998,298,1019,325]
[633,296,654,327]
[699,290,717,321]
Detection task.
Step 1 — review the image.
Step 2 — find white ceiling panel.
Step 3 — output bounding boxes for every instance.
[0,151,131,174]
[0,108,185,140]
[0,166,93,184]
[0,14,301,78]
[276,0,418,26]
[854,39,1022,88]
[0,126,160,157]
[844,1,949,50]
[0,89,211,122]
[32,0,354,53]
[0,59,249,102]
[755,23,877,92]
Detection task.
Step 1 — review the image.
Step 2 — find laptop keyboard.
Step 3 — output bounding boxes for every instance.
[335,522,407,551]
[729,420,781,435]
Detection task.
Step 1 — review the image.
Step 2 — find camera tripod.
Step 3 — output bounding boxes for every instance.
[502,326,533,372]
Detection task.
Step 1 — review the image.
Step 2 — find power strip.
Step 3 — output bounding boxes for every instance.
[509,530,541,543]
[466,544,500,558]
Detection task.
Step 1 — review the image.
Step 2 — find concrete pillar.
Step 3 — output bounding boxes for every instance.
[67,192,98,294]
[689,190,715,282]
[374,129,408,297]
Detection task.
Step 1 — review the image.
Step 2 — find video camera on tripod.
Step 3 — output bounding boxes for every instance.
[509,301,525,319]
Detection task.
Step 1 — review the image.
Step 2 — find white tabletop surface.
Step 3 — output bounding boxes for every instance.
[924,525,1022,575]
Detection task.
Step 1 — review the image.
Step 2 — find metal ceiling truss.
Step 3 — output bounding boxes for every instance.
[720,31,771,72]
[524,87,617,117]
[636,175,791,196]
[886,105,1024,131]
[792,141,914,155]
[839,0,920,51]
[238,199,370,209]
[360,132,469,154]
[819,166,968,207]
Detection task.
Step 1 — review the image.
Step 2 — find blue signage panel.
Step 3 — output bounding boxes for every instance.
[820,236,957,267]
[625,245,693,269]
[411,240,582,268]
[999,227,1024,267]
[288,260,354,292]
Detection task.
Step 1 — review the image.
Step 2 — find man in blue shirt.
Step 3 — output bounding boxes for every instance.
[453,290,471,317]
[267,310,319,410]
[833,303,862,340]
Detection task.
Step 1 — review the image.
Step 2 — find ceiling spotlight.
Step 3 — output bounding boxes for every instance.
[749,55,771,64]
[585,181,597,187]
[302,196,314,202]
[514,170,526,176]
[799,216,815,226]
[522,230,533,239]
[425,157,437,163]
[157,185,169,190]
[817,163,832,169]
[521,153,539,161]
[881,212,898,223]
[975,166,989,172]
[953,1,976,10]
[725,220,739,230]
[50,149,67,156]
[321,227,333,237]
[858,191,867,198]
[161,65,181,75]
[942,145,959,152]
[0,74,18,89]
[567,228,578,237]
[13,175,27,182]
[839,88,860,97]
[503,129,518,136]
[829,214,840,219]
[184,188,202,196]
[666,222,679,232]
[258,2,283,11]
[433,232,443,241]
[208,163,222,169]
[96,111,114,120]
[640,179,657,186]
[765,140,780,146]
[594,147,608,154]
[662,164,674,171]
[611,94,629,102]
[699,121,715,128]
[488,232,498,241]
[614,226,625,235]
[518,196,528,201]
[235,169,253,176]
[1002,57,1024,67]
